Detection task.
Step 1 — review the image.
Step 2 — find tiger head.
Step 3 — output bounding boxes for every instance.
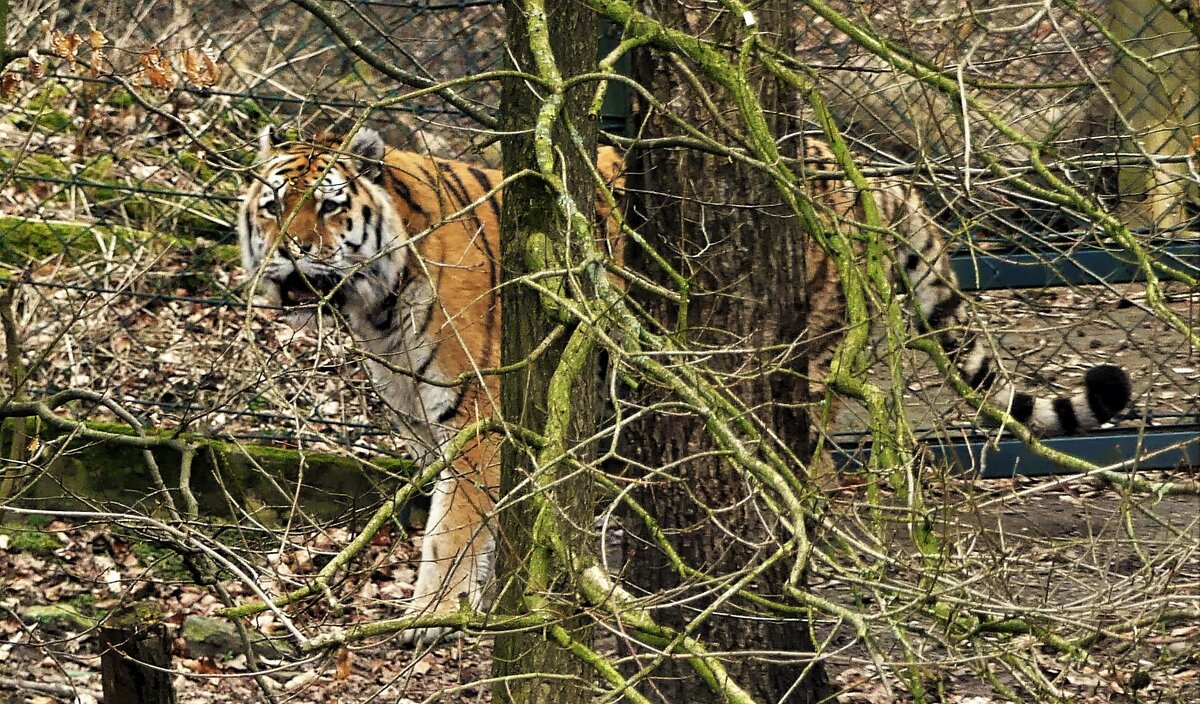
[237,127,405,326]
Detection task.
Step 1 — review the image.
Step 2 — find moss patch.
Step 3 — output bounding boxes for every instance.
[2,418,417,525]
[1,524,62,553]
[0,215,153,265]
[130,541,190,579]
[0,215,242,270]
[21,603,96,630]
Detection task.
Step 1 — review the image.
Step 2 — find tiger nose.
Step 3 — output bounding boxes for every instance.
[282,233,326,258]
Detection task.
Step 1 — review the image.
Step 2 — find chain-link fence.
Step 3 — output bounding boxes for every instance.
[1,0,509,460]
[0,0,1193,485]
[798,0,1199,473]
[1,1,1198,701]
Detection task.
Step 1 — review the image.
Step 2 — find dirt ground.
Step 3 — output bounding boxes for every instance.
[3,468,1199,704]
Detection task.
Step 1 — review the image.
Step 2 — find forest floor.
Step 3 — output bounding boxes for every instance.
[3,468,1199,704]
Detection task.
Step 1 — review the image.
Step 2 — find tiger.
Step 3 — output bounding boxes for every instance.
[236,127,1131,642]
[237,126,623,643]
[793,134,1130,442]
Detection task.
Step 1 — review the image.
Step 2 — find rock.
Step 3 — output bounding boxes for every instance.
[21,603,96,630]
[180,615,286,659]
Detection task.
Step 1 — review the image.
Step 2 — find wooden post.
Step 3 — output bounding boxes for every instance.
[1110,0,1200,232]
[100,605,176,704]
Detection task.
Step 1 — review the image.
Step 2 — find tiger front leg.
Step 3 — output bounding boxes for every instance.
[402,455,498,646]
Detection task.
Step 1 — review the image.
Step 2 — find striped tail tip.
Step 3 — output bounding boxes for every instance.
[1004,363,1131,435]
[1084,363,1132,426]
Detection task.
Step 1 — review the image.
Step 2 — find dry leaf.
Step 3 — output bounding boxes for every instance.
[50,30,83,67]
[182,656,222,674]
[87,23,107,50]
[335,646,352,680]
[139,49,177,90]
[412,655,434,676]
[0,73,19,100]
[89,51,105,77]
[181,48,219,87]
[27,49,44,80]
[284,670,319,691]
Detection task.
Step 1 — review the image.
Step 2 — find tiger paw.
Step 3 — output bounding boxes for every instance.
[399,593,473,648]
[399,559,482,647]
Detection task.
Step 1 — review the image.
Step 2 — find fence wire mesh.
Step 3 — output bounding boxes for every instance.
[3,0,1193,466]
[0,1,1199,702]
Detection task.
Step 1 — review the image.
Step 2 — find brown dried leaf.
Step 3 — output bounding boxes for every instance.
[181,48,220,87]
[0,73,19,100]
[88,23,108,50]
[27,49,44,80]
[412,655,434,676]
[335,646,352,680]
[181,656,221,674]
[89,51,105,77]
[50,30,83,68]
[139,49,177,90]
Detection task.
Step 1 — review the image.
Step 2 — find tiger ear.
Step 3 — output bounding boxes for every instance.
[257,124,281,162]
[348,128,386,181]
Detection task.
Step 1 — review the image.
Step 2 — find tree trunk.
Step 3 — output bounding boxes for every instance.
[492,2,600,702]
[1110,0,1200,231]
[620,3,831,702]
[100,605,175,704]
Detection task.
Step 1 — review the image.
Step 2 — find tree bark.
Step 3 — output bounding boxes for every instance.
[492,2,600,702]
[100,605,175,704]
[1110,0,1200,231]
[620,3,832,702]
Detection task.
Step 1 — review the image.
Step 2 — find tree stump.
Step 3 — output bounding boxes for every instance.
[100,604,176,704]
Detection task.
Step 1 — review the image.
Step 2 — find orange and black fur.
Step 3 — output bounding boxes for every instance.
[237,127,1130,639]
[237,127,622,641]
[793,136,1131,441]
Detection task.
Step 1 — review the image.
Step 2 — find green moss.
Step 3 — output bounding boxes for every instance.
[26,84,71,111]
[210,244,242,262]
[105,89,135,109]
[79,154,117,198]
[22,603,96,630]
[0,149,115,196]
[235,99,266,122]
[0,143,235,237]
[108,602,163,628]
[10,84,75,133]
[130,541,190,579]
[2,417,416,524]
[1,525,62,553]
[0,213,243,271]
[0,215,149,265]
[175,150,217,181]
[20,109,72,132]
[67,592,97,609]
[2,151,69,180]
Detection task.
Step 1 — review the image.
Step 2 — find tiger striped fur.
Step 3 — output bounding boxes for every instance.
[236,127,1130,642]
[237,127,622,643]
[797,135,1131,437]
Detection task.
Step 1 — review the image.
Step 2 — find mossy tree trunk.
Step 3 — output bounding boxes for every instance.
[1110,0,1200,231]
[620,3,831,702]
[492,1,600,701]
[0,0,8,67]
[100,605,175,704]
